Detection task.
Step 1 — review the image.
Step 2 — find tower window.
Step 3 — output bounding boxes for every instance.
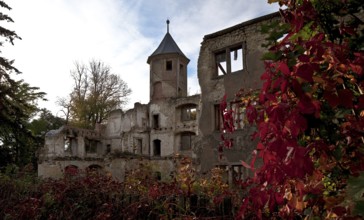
[166,60,172,71]
[153,114,160,129]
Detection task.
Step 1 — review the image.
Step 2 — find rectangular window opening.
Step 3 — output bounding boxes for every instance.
[182,106,197,121]
[215,44,245,76]
[166,60,172,71]
[106,144,111,154]
[181,133,195,151]
[216,51,227,76]
[64,137,72,153]
[214,104,222,131]
[230,102,245,129]
[153,114,159,129]
[230,47,243,72]
[153,139,161,156]
[85,139,98,154]
[134,138,142,154]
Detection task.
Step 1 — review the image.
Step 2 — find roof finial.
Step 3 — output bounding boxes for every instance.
[166,19,170,33]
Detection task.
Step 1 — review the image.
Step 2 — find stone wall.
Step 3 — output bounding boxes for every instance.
[197,12,281,174]
[38,157,175,182]
[39,12,281,186]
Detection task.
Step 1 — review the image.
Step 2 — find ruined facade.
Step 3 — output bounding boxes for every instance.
[197,12,280,183]
[38,12,280,184]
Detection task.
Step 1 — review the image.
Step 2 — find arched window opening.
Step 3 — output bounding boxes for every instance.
[64,165,79,176]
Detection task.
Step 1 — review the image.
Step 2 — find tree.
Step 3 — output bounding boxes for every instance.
[0,1,46,169]
[28,108,65,143]
[59,60,131,129]
[221,0,364,218]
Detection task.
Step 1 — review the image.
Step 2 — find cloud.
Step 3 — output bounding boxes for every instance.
[3,0,279,115]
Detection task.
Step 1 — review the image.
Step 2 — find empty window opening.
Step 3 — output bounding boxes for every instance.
[87,164,103,174]
[180,64,184,72]
[85,138,98,154]
[215,44,245,76]
[134,138,142,154]
[216,51,227,76]
[153,139,161,156]
[230,102,245,129]
[153,114,160,129]
[214,104,222,131]
[64,137,71,153]
[154,171,162,180]
[181,132,195,151]
[230,47,243,72]
[64,165,79,176]
[166,60,172,71]
[181,105,197,121]
[106,144,111,154]
[232,165,244,184]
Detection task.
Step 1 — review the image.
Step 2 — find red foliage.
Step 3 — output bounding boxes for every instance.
[221,0,364,218]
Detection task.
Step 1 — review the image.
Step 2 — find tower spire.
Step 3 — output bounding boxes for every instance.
[166,19,170,33]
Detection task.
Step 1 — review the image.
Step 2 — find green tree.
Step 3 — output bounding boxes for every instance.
[59,60,131,129]
[0,1,46,169]
[27,108,65,146]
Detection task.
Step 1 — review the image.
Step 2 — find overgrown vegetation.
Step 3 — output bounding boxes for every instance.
[0,157,239,219]
[221,0,364,218]
[57,60,132,129]
[2,0,364,219]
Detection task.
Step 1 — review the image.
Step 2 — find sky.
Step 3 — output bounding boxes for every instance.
[3,0,280,116]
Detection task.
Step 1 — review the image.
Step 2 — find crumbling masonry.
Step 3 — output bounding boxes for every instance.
[38,12,281,185]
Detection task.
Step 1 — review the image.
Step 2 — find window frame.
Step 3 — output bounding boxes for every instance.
[180,132,195,151]
[181,105,197,121]
[214,42,245,77]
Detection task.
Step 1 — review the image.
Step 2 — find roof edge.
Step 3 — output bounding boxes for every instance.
[204,11,281,40]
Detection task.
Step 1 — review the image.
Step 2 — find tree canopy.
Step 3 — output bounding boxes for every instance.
[0,1,46,169]
[58,60,131,129]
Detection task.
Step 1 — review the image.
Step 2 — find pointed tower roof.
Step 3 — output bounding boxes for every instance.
[147,20,189,64]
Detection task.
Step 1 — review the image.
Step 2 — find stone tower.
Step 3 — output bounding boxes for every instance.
[147,20,189,101]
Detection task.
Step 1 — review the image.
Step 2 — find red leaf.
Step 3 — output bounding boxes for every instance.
[298,54,310,62]
[241,160,252,169]
[296,64,314,82]
[323,90,339,108]
[263,151,276,164]
[278,62,290,76]
[350,64,362,75]
[338,89,353,108]
[292,79,304,97]
[358,95,364,109]
[246,105,257,124]
[281,79,288,93]
[257,142,265,150]
[297,95,316,115]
